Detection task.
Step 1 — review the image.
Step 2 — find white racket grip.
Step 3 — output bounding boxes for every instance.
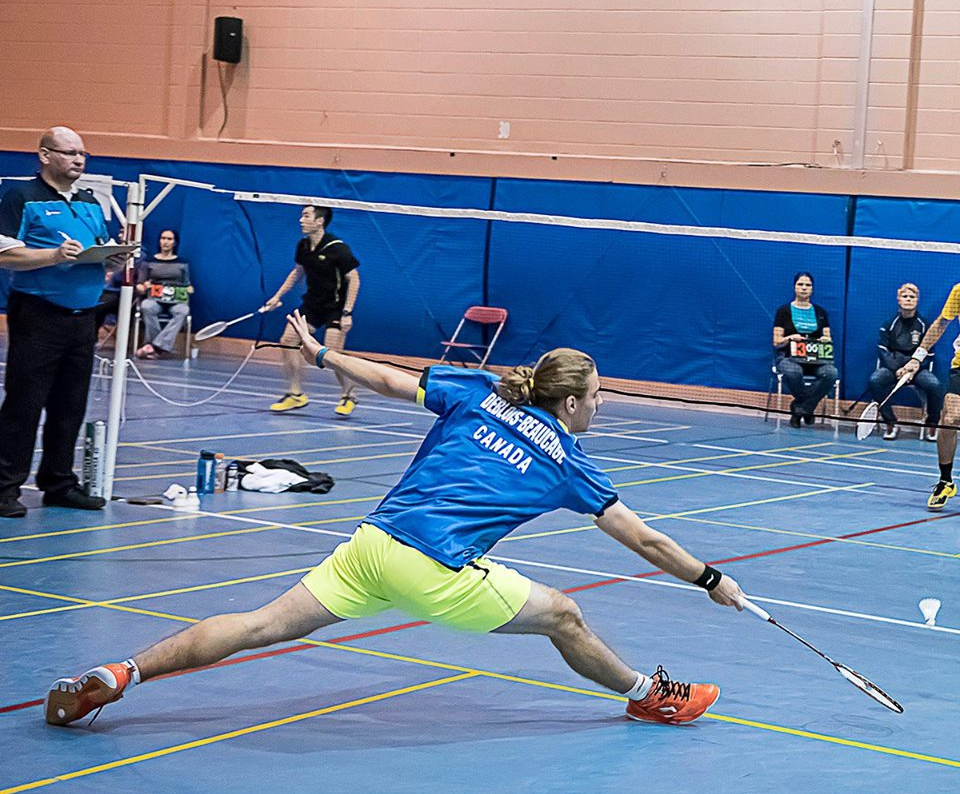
[740,597,772,622]
[258,301,280,314]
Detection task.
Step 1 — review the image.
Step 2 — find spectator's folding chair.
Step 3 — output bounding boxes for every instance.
[440,305,508,369]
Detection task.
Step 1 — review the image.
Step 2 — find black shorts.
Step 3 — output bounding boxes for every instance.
[300,305,342,330]
[948,368,960,396]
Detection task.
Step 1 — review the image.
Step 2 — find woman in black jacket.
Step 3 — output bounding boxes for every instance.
[772,272,838,428]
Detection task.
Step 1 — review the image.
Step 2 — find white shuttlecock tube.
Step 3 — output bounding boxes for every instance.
[919,598,941,627]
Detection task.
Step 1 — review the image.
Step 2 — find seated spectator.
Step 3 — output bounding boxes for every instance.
[869,282,942,441]
[135,229,192,359]
[95,267,123,331]
[772,272,839,428]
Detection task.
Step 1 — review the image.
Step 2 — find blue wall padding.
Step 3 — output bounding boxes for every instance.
[844,198,960,404]
[0,153,491,357]
[488,180,850,389]
[5,147,960,401]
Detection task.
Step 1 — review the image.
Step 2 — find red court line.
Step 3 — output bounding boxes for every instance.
[3,511,954,715]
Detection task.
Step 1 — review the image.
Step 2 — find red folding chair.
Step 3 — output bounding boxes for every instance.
[440,305,508,369]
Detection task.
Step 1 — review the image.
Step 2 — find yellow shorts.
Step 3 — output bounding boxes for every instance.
[301,523,531,633]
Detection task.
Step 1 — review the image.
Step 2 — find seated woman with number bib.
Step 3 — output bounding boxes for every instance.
[135,229,192,359]
[772,272,838,428]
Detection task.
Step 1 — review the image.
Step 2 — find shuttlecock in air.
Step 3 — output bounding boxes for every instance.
[919,598,941,627]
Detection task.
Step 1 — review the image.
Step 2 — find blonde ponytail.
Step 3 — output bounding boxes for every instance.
[497,348,596,408]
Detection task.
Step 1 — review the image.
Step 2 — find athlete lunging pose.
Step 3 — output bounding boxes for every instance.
[45,310,744,728]
[901,283,960,510]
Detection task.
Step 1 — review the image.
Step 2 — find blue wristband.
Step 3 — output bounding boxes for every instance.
[315,346,329,369]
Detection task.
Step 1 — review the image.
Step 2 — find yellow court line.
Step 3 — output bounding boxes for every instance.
[0,673,477,794]
[0,515,188,545]
[614,448,885,488]
[705,712,960,768]
[223,495,383,515]
[0,525,281,569]
[4,589,957,774]
[601,442,833,473]
[659,515,960,560]
[301,640,960,769]
[502,483,874,543]
[0,514,365,570]
[0,495,379,546]
[0,567,313,623]
[0,584,202,625]
[115,440,420,469]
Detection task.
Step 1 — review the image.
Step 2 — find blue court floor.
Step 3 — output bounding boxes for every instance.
[0,349,958,794]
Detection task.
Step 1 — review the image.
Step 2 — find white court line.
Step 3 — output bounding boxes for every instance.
[489,555,960,638]
[123,376,428,418]
[588,424,691,434]
[592,454,878,493]
[123,421,416,447]
[582,432,669,444]
[350,426,428,440]
[588,418,690,430]
[146,502,354,539]
[694,443,935,478]
[139,498,956,639]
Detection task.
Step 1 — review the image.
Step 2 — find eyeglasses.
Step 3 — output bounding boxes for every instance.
[42,147,90,158]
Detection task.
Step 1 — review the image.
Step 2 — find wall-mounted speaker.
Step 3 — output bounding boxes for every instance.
[213,17,243,64]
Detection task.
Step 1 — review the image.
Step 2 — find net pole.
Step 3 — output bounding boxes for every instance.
[102,179,143,502]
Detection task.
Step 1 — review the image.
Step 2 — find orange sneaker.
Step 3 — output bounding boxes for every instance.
[45,663,131,726]
[625,665,719,725]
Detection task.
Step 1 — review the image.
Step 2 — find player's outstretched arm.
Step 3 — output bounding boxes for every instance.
[594,501,744,608]
[287,310,420,402]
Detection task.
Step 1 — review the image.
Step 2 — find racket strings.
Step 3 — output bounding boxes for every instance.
[650,665,692,702]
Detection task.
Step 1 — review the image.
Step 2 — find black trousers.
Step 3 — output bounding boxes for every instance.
[0,292,97,500]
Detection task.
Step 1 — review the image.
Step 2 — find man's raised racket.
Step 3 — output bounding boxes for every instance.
[856,371,913,441]
[740,597,903,713]
[194,303,277,342]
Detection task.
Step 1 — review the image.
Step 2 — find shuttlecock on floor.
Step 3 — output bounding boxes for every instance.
[919,597,941,627]
[184,486,201,511]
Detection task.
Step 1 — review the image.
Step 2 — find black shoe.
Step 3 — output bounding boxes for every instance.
[802,413,815,426]
[42,487,106,510]
[0,499,27,518]
[789,413,802,428]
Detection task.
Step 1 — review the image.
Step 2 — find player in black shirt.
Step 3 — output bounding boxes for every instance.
[264,206,361,416]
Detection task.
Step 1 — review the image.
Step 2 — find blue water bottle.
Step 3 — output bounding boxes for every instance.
[197,450,216,494]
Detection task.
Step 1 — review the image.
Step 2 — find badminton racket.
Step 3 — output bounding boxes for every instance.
[856,371,913,441]
[741,597,903,713]
[194,302,278,342]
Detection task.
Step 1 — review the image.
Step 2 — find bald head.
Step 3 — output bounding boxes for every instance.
[38,126,87,190]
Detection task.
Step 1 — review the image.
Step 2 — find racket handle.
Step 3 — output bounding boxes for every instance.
[258,300,281,313]
[740,597,772,622]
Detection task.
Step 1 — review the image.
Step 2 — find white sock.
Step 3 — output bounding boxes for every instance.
[123,658,141,687]
[621,671,652,701]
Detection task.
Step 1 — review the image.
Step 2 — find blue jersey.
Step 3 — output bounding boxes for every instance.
[365,366,619,570]
[0,176,109,309]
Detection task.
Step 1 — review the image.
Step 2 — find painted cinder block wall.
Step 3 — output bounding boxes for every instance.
[1,0,959,196]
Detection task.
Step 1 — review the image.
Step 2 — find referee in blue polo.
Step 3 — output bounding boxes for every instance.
[0,126,124,518]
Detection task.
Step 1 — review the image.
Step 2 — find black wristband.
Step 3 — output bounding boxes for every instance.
[694,564,722,591]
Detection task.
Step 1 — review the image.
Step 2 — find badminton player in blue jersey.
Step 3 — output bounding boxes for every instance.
[45,310,744,728]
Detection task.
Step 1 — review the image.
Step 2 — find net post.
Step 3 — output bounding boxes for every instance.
[102,180,143,502]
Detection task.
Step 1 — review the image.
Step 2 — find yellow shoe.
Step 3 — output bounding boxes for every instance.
[334,396,357,418]
[270,392,308,412]
[927,480,956,512]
